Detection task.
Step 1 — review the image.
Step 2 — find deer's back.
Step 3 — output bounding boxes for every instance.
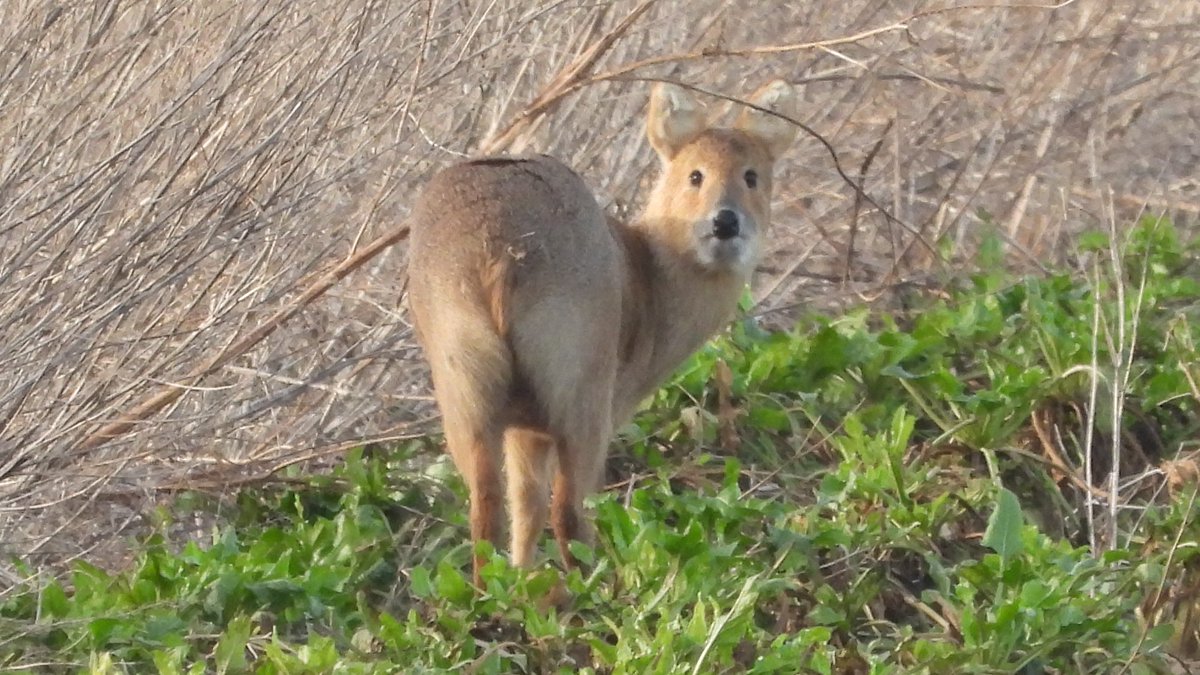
[407,155,624,353]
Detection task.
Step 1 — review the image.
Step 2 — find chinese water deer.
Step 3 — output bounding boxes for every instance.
[407,80,796,585]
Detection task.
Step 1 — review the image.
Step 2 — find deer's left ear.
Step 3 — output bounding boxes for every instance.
[734,80,797,160]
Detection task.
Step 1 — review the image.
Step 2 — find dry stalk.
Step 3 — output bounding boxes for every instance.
[76,223,412,453]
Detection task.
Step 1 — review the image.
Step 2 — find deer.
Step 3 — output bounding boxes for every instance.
[406,79,797,586]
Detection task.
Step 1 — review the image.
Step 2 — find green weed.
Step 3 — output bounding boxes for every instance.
[2,217,1197,673]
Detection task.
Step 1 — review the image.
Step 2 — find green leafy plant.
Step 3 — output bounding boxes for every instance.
[3,218,1197,673]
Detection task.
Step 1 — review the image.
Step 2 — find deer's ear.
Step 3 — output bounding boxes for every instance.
[734,80,797,159]
[646,83,706,161]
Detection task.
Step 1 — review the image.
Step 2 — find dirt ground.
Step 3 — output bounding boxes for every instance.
[0,0,1197,579]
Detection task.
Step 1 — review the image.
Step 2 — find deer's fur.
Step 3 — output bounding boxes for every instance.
[406,80,796,584]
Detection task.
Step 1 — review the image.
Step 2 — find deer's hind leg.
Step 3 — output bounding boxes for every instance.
[538,343,617,571]
[504,423,556,569]
[421,319,513,587]
[505,287,620,573]
[550,399,611,570]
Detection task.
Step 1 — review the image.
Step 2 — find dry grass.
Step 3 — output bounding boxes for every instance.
[0,0,1197,579]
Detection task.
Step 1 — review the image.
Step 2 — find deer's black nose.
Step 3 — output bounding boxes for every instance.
[712,209,740,240]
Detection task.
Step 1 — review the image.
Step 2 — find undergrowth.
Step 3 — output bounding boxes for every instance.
[2,217,1198,673]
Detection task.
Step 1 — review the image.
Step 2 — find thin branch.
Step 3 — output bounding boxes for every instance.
[76,223,412,452]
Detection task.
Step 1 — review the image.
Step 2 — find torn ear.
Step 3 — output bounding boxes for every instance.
[734,79,797,160]
[646,82,706,161]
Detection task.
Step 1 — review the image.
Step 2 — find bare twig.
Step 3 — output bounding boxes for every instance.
[76,223,412,452]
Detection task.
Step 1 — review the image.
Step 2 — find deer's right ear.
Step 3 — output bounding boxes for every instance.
[646,83,705,161]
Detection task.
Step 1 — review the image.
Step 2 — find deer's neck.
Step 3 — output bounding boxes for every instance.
[609,216,747,424]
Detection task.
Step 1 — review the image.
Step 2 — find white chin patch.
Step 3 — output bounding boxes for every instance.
[697,237,756,274]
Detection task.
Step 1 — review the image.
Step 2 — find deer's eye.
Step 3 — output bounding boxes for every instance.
[744,170,759,189]
[689,170,704,187]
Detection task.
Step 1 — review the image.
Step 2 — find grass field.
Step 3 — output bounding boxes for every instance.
[1,0,1198,672]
